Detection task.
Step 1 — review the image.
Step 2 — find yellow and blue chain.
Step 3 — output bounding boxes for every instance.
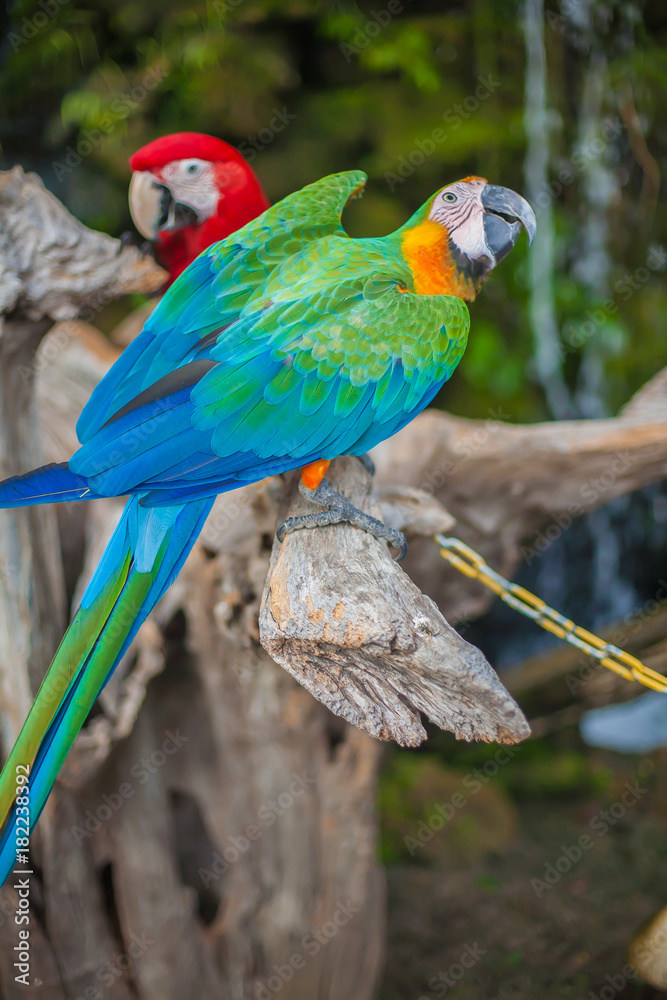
[434,535,667,693]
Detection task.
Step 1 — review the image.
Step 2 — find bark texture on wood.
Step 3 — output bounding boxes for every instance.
[260,459,529,747]
[0,166,164,321]
[18,487,387,1000]
[0,168,391,1000]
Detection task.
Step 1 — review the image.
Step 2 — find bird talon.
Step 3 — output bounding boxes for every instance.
[356,453,376,477]
[391,533,408,562]
[118,230,140,254]
[277,476,408,560]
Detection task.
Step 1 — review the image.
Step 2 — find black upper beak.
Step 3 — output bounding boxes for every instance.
[481,185,536,263]
[156,184,200,232]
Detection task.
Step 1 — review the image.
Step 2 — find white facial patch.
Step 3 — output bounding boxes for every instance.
[428,179,494,264]
[158,158,219,220]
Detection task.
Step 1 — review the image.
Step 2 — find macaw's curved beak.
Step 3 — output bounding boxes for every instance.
[481,184,536,263]
[129,170,200,240]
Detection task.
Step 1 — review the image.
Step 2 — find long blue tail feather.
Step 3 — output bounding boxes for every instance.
[0,494,213,884]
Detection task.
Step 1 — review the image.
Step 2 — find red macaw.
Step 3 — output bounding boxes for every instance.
[128,131,270,284]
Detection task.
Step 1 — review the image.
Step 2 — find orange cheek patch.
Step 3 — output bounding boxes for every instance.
[401,220,452,295]
[301,459,331,491]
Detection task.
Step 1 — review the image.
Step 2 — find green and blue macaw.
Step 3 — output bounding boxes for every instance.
[0,170,534,881]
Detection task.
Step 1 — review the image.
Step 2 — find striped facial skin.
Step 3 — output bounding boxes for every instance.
[129,158,224,240]
[129,156,260,241]
[428,177,492,267]
[154,158,220,226]
[428,177,536,279]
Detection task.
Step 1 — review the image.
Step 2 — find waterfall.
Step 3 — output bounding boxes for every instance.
[571,22,619,418]
[519,0,637,647]
[522,0,572,419]
[568,0,637,626]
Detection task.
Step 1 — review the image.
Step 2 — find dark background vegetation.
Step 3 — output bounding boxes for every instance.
[2,0,665,420]
[1,0,666,996]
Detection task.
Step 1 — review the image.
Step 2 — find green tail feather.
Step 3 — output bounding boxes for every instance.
[0,548,138,825]
[0,495,213,882]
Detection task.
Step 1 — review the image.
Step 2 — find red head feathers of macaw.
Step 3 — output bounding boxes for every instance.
[128,132,270,285]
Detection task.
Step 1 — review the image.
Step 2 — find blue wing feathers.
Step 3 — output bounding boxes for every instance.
[0,172,471,886]
[37,173,464,510]
[89,427,210,497]
[0,464,91,507]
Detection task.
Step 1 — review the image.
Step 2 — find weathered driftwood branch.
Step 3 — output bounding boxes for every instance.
[260,458,529,746]
[373,368,667,622]
[51,482,387,1000]
[0,166,164,321]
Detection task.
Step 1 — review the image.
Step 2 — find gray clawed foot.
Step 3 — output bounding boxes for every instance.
[356,452,376,477]
[118,231,141,253]
[276,476,407,561]
[118,232,154,259]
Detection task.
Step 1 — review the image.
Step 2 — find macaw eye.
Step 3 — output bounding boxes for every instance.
[184,161,203,176]
[443,192,457,203]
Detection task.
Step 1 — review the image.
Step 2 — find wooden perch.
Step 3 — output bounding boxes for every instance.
[260,458,529,746]
[0,166,165,321]
[373,367,667,621]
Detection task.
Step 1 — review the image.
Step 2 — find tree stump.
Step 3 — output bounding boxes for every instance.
[0,166,664,999]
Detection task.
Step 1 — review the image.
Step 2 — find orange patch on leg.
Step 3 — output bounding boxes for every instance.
[301,459,331,491]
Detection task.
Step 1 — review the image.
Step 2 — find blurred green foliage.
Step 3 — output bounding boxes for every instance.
[1,0,665,422]
[377,726,652,868]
